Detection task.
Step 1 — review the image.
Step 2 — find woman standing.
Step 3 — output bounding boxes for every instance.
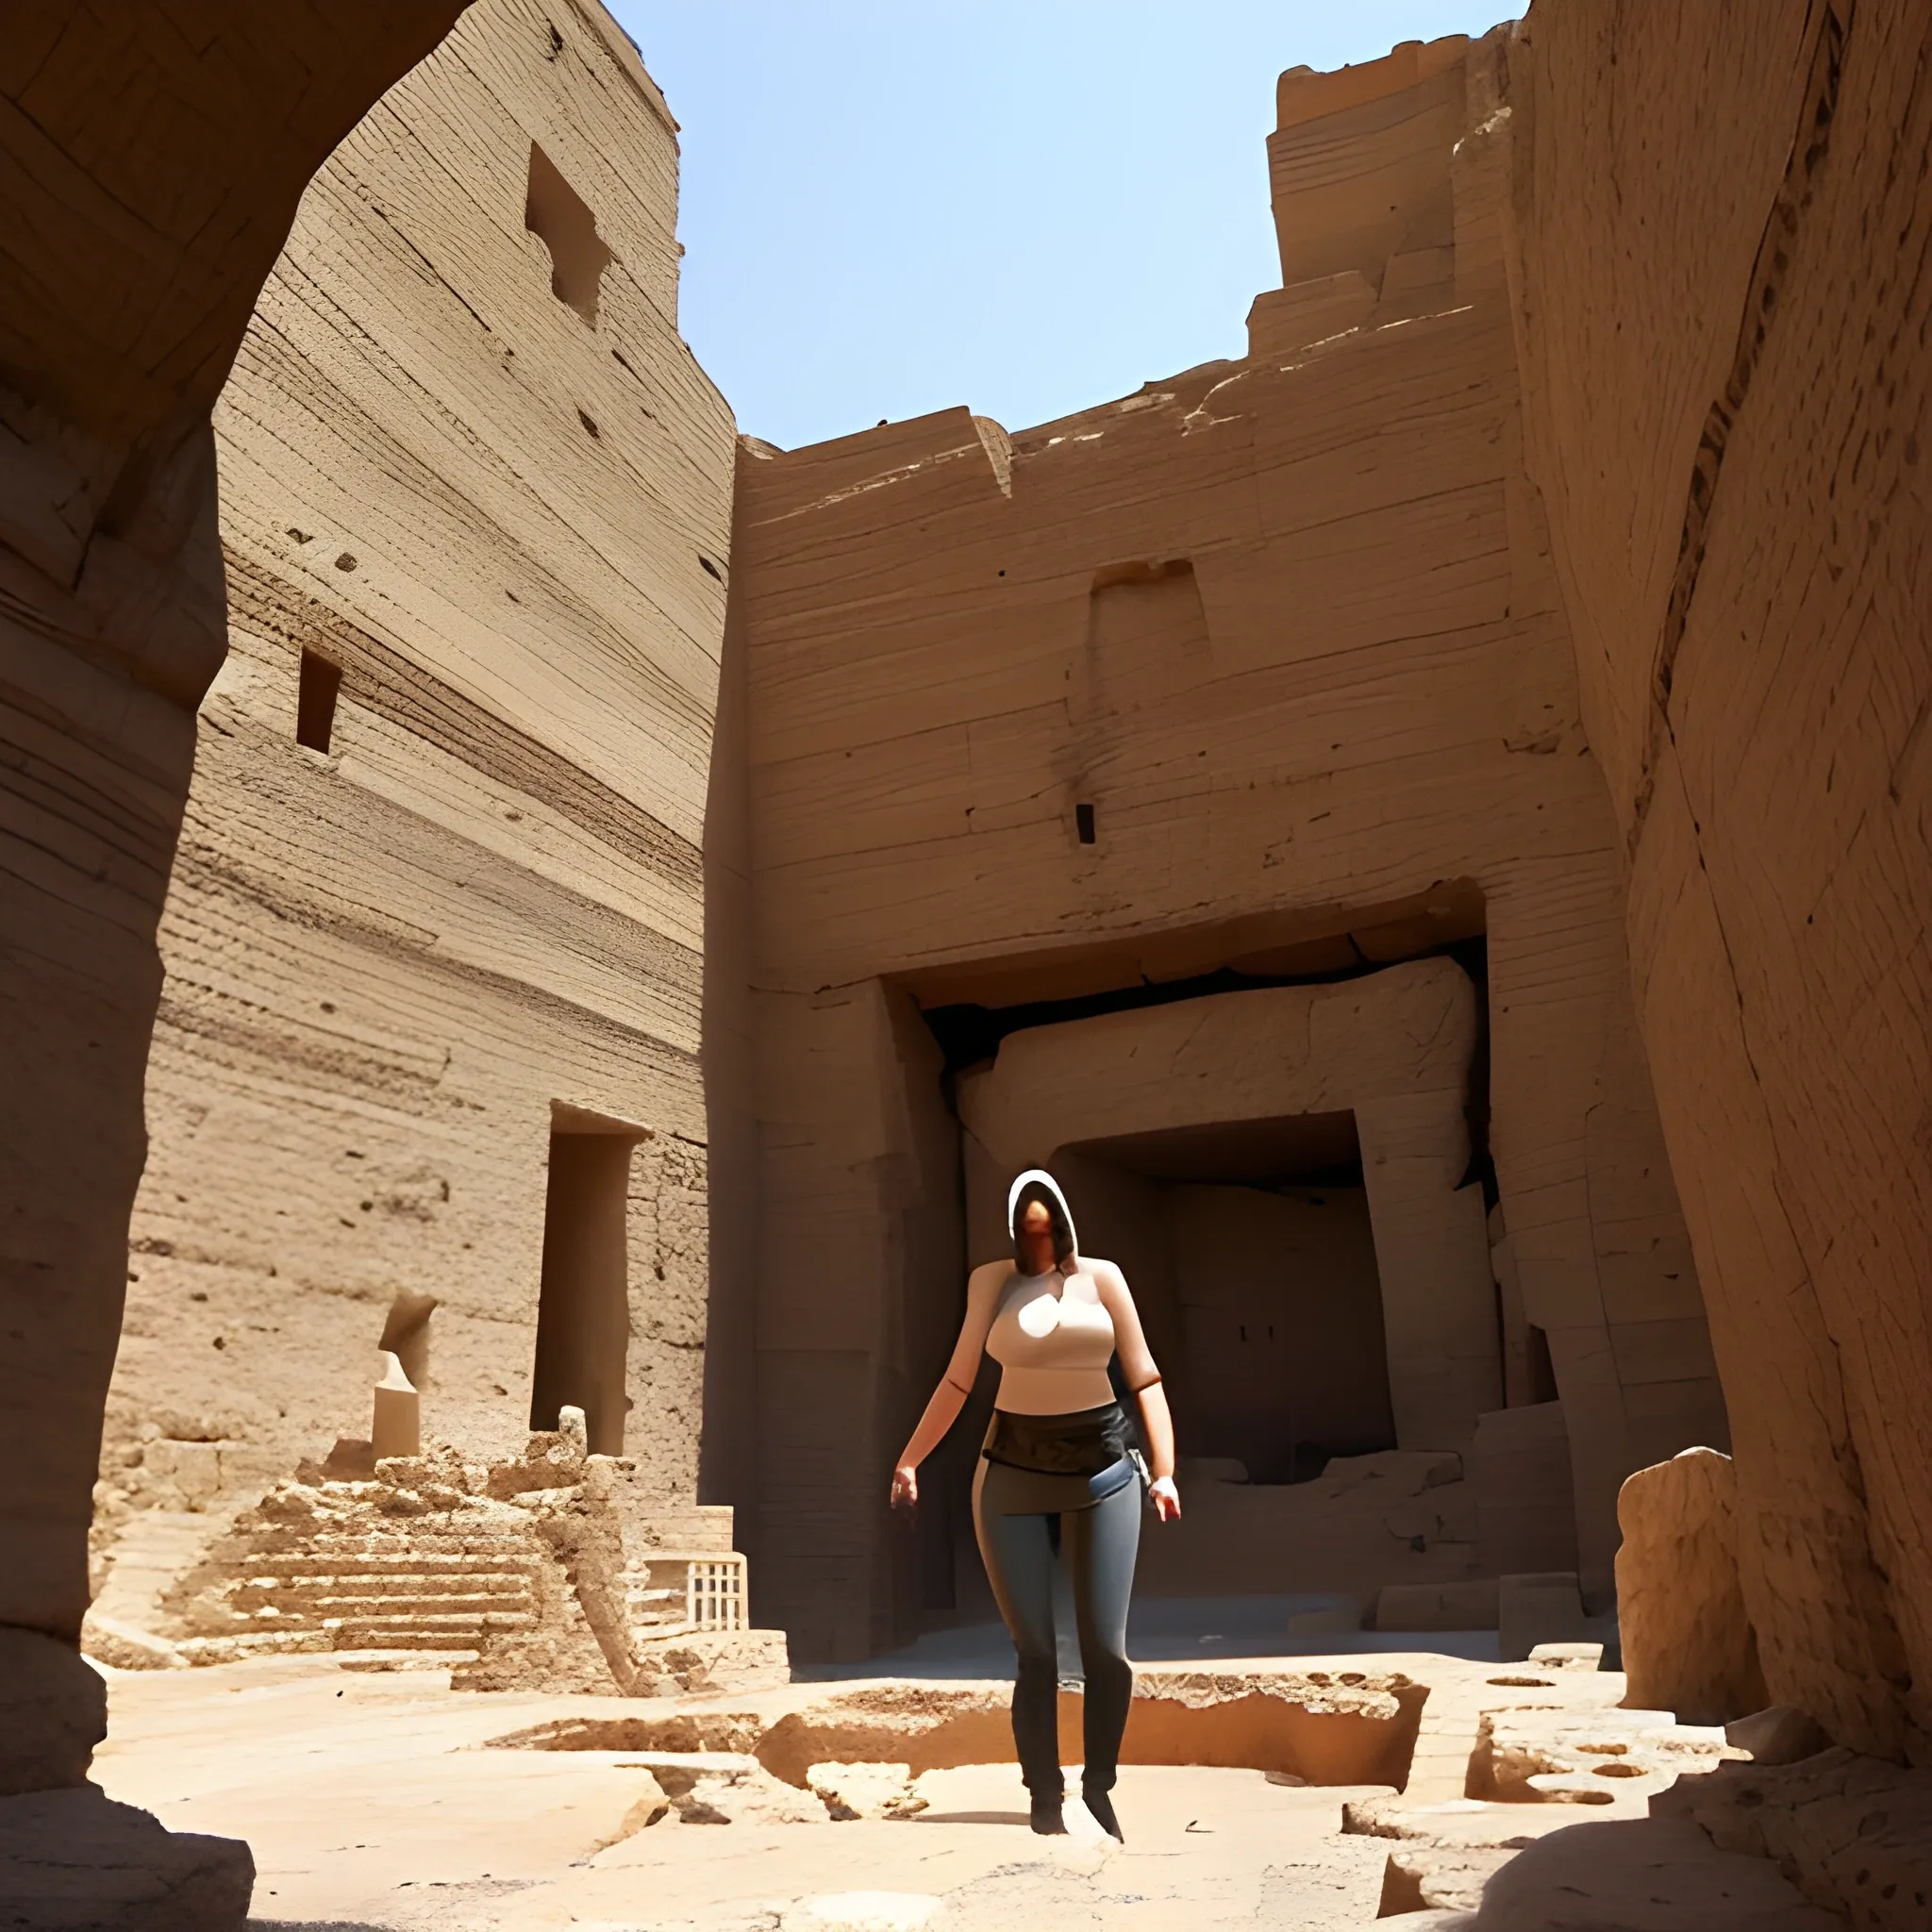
[890,1169,1181,1840]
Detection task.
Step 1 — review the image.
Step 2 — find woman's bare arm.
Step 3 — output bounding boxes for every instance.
[1093,1260,1181,1520]
[891,1263,1006,1508]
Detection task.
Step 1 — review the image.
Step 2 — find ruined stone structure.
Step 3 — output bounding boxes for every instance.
[714,30,1729,1661]
[5,5,1932,1921]
[117,0,731,1498]
[0,0,468,1852]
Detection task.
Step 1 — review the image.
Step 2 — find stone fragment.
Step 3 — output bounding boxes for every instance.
[651,1759,827,1826]
[370,1352,421,1460]
[0,1630,105,1797]
[1616,1449,1767,1724]
[806,1760,925,1820]
[1526,1641,1601,1673]
[0,1786,254,1932]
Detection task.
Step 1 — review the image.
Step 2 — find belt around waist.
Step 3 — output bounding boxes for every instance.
[982,1401,1129,1476]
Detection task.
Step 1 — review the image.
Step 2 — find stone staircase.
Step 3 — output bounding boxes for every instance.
[119,1430,789,1693]
[163,1448,611,1680]
[201,1527,548,1660]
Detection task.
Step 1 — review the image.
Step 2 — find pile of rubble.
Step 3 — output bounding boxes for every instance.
[85,1409,788,1697]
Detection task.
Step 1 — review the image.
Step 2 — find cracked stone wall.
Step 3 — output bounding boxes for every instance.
[724,31,1729,1661]
[0,0,467,1810]
[1501,0,1932,1760]
[106,0,734,1503]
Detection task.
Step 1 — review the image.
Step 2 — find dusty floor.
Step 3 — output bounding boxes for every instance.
[92,1656,1435,1930]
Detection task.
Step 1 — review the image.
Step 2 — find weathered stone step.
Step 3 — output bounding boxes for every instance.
[175,1630,333,1661]
[317,1592,531,1619]
[229,1574,534,1607]
[330,1628,484,1652]
[234,1531,541,1558]
[244,1551,544,1577]
[325,1610,537,1635]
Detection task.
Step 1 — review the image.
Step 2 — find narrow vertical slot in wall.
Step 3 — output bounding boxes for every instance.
[525,142,614,325]
[295,649,342,752]
[529,1108,647,1454]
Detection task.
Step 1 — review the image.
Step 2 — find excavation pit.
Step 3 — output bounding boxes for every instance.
[486,1667,1431,1790]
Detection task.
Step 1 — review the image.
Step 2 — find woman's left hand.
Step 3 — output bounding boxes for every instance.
[1148,1475,1181,1524]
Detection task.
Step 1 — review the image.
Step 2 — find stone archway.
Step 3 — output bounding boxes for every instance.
[958,957,1502,1457]
[0,0,465,1840]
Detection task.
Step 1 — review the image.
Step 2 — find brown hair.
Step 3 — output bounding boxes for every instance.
[1010,1177,1075,1271]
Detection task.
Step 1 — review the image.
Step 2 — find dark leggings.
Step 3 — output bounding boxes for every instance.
[973,1476,1141,1797]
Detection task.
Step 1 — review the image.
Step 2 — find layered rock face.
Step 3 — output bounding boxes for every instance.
[1616,1448,1767,1726]
[109,3,734,1495]
[723,31,1729,1660]
[0,0,465,1813]
[1501,0,1932,1759]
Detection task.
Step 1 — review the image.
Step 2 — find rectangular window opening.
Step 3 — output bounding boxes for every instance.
[530,1121,641,1455]
[296,649,342,753]
[1075,801,1097,844]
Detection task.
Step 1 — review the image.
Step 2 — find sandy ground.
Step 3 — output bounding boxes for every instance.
[93,1657,1407,1930]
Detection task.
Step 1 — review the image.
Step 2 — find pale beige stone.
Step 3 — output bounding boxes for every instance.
[0,0,468,1818]
[729,31,1725,1655]
[369,1352,421,1461]
[1616,1448,1767,1725]
[1500,0,1932,1760]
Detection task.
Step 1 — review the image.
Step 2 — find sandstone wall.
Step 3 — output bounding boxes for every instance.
[0,0,464,1810]
[727,33,1727,1658]
[108,0,735,1499]
[1501,0,1932,1759]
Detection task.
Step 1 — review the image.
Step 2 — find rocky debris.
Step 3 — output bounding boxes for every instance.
[489,1710,769,1756]
[651,1758,829,1826]
[1616,1449,1768,1724]
[806,1761,926,1821]
[1526,1640,1603,1673]
[1377,1841,1520,1915]
[1467,1704,1743,1805]
[1343,1792,1607,1847]
[157,1449,612,1689]
[630,1628,792,1697]
[93,1430,790,1698]
[1655,1746,1932,1931]
[0,1785,254,1932]
[585,1770,671,1849]
[75,1612,187,1673]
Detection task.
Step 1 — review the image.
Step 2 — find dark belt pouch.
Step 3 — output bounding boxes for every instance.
[983,1402,1128,1476]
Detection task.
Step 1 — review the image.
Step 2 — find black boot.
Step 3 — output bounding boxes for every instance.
[1082,1784,1124,1841]
[1029,1791,1068,1835]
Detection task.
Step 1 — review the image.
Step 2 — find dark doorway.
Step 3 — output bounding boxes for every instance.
[529,1110,646,1454]
[1059,1110,1397,1483]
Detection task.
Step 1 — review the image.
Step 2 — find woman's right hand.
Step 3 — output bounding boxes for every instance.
[890,1464,919,1512]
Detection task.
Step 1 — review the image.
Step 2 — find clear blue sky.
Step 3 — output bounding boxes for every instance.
[608,3,1513,449]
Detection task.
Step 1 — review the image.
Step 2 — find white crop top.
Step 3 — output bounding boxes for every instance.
[986,1268,1117,1416]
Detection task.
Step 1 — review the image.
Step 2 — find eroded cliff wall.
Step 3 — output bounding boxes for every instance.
[1503,0,1931,1758]
[0,0,465,1805]
[107,0,734,1495]
[729,32,1728,1658]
